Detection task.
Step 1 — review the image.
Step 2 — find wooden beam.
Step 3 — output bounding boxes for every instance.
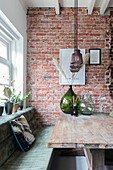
[88,0,96,15]
[55,0,60,15]
[100,0,110,15]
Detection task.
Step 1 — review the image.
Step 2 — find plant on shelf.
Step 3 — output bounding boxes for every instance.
[1,74,32,114]
[11,91,21,113]
[1,75,32,114]
[2,86,13,115]
[3,86,12,102]
[11,91,32,112]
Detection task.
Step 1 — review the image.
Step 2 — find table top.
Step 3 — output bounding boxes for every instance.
[48,112,113,149]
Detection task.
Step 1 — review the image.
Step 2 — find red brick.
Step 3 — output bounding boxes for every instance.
[27,7,113,126]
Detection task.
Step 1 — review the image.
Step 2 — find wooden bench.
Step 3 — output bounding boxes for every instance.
[0,108,113,170]
[0,107,54,170]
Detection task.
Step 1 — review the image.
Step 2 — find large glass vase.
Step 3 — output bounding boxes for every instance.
[60,85,77,114]
[80,95,95,115]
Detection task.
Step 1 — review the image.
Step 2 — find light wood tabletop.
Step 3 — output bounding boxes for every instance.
[48,112,113,170]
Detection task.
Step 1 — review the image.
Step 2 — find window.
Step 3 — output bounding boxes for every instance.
[0,11,24,102]
[0,29,13,98]
[0,33,12,85]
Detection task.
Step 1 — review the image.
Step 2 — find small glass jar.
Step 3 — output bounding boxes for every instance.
[80,95,95,115]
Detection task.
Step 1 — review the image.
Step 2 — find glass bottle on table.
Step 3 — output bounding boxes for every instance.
[80,95,95,115]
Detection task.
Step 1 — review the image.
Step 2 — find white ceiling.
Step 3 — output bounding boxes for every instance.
[20,0,113,14]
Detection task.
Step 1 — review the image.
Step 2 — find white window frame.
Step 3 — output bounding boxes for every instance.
[0,10,24,100]
[0,33,12,86]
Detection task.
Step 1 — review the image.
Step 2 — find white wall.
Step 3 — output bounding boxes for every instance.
[0,0,27,97]
[0,0,26,41]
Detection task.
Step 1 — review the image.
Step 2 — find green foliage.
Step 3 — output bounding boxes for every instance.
[21,91,32,102]
[1,87,12,102]
[4,87,12,99]
[1,98,10,102]
[11,91,32,104]
[1,84,32,105]
[2,86,32,104]
[11,91,21,104]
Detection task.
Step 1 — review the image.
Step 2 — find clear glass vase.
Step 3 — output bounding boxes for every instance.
[80,95,95,115]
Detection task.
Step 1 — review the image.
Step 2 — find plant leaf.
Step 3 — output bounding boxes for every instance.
[1,98,10,102]
[21,91,32,101]
[4,87,12,98]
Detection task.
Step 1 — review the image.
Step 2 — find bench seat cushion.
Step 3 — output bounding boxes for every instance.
[1,126,54,170]
[10,115,35,152]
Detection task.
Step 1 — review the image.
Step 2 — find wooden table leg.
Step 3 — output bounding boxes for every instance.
[90,149,104,170]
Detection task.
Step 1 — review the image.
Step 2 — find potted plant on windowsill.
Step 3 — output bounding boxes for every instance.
[2,87,13,115]
[11,91,32,112]
[11,91,21,113]
[18,91,32,111]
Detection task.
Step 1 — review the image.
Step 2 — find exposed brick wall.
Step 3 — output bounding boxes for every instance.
[109,11,113,99]
[27,7,113,126]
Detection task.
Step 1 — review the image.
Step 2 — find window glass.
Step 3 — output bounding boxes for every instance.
[0,63,9,85]
[0,41,7,59]
[0,85,4,101]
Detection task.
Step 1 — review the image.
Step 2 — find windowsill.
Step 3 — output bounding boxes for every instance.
[0,107,34,125]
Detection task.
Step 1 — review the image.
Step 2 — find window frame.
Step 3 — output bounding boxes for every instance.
[0,10,24,102]
[0,32,12,86]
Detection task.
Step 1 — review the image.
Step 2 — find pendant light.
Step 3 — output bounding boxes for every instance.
[70,0,83,73]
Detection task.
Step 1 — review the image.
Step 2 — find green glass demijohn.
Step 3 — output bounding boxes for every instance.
[60,85,77,114]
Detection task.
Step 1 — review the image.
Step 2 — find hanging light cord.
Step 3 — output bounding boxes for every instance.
[74,0,78,51]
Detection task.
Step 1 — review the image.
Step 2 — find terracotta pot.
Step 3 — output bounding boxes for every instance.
[13,104,18,113]
[17,102,23,111]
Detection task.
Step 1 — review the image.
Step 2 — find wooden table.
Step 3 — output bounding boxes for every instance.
[48,112,113,170]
